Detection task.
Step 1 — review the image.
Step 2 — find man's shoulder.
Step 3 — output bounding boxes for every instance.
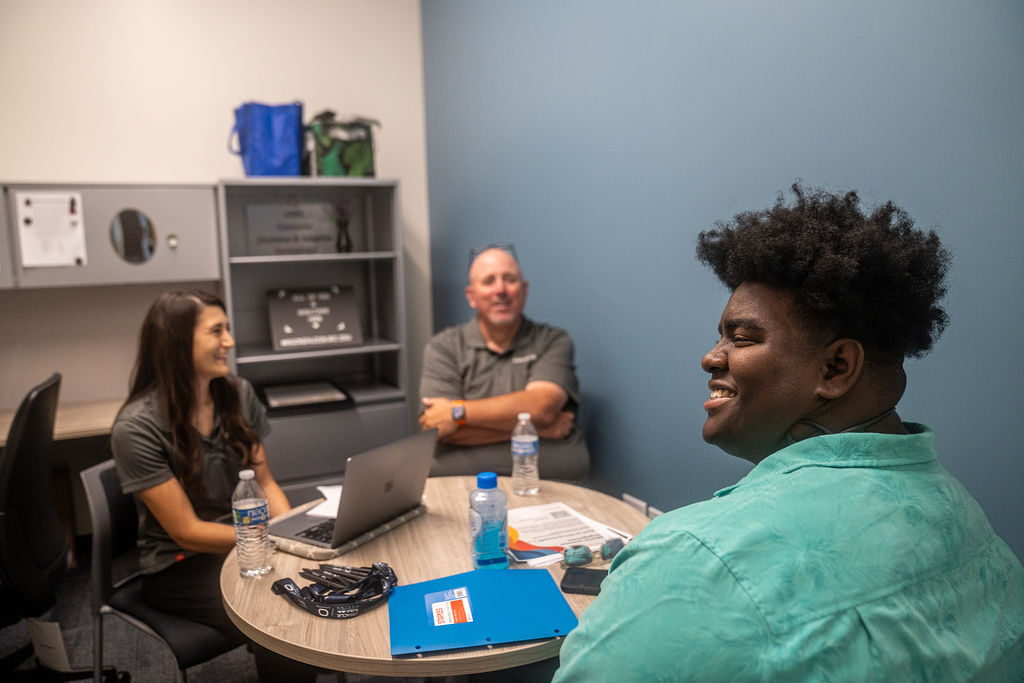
[426,320,480,356]
[518,317,574,346]
[429,319,476,342]
[521,316,570,335]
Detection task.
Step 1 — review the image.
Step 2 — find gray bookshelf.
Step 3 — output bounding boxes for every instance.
[217,178,411,488]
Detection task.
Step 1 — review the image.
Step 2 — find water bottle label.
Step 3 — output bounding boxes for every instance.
[512,442,538,456]
[512,437,538,456]
[232,503,269,526]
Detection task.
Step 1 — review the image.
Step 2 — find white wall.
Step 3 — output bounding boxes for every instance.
[0,0,431,410]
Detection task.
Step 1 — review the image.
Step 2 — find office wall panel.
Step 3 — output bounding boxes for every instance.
[6,184,219,287]
[422,1,1024,558]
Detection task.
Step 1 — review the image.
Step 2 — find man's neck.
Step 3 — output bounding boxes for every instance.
[477,316,523,353]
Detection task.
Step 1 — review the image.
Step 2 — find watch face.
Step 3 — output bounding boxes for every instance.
[452,403,466,421]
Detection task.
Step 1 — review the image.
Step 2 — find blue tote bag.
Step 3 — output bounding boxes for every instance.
[229,101,304,176]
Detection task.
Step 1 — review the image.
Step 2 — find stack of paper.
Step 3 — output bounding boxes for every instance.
[507,502,631,567]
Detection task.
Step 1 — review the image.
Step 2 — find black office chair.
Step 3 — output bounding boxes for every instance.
[80,460,245,683]
[0,373,101,680]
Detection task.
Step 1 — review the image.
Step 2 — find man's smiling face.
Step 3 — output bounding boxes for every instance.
[701,282,827,463]
[465,247,528,329]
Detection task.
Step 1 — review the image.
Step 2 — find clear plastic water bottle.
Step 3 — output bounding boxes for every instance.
[511,412,540,495]
[231,469,271,578]
[469,471,509,569]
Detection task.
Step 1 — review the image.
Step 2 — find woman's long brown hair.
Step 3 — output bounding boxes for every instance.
[125,290,260,496]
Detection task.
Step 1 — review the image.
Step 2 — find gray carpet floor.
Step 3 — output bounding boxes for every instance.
[0,553,421,682]
[0,559,264,681]
[1,547,552,682]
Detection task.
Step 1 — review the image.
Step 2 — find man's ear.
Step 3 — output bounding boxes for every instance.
[816,338,865,400]
[465,285,477,310]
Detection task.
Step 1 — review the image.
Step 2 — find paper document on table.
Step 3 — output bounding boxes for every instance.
[507,502,631,567]
[308,485,342,517]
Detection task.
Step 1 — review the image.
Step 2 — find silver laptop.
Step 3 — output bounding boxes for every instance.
[269,429,437,549]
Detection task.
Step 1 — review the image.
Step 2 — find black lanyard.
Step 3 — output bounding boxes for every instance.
[272,562,397,619]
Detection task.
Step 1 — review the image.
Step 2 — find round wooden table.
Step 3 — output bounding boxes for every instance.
[220,476,650,676]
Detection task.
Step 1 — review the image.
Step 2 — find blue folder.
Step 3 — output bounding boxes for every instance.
[387,568,578,656]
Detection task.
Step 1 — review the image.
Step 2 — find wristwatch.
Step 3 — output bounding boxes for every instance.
[452,400,466,426]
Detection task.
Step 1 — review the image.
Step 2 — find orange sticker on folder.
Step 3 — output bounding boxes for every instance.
[429,587,473,626]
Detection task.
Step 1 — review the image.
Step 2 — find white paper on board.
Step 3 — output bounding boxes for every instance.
[15,191,88,268]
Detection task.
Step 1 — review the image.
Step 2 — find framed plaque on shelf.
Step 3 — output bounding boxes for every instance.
[245,198,361,256]
[267,286,364,352]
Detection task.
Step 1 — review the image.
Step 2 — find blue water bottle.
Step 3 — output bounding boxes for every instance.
[469,472,509,569]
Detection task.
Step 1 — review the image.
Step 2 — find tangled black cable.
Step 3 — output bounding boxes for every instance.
[272,562,397,619]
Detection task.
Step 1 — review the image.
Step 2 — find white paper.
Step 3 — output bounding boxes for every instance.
[308,484,342,517]
[508,502,632,567]
[15,192,87,268]
[26,618,72,672]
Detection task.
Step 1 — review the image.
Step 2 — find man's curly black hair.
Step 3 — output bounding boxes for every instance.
[695,183,951,360]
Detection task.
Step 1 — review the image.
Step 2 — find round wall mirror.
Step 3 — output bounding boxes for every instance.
[110,209,156,263]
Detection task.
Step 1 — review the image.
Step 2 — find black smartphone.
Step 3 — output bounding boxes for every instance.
[560,567,608,595]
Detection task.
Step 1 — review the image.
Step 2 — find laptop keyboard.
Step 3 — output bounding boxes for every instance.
[297,518,335,544]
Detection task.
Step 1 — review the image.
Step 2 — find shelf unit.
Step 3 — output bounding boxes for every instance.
[218,178,411,487]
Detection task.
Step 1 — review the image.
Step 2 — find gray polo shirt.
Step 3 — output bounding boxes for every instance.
[110,377,269,574]
[419,316,589,480]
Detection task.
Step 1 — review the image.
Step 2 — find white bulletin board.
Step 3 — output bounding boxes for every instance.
[14,191,87,268]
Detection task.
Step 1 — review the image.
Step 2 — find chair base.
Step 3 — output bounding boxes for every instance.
[2,661,127,682]
[1,630,126,682]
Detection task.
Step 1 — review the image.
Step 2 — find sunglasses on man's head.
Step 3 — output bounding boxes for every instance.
[468,242,518,269]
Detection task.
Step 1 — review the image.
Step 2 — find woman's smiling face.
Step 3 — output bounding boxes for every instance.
[701,282,827,463]
[192,304,234,385]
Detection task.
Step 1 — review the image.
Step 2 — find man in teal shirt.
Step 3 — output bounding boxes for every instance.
[555,184,1023,680]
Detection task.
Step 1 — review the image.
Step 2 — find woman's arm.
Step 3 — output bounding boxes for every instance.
[137,444,290,554]
[250,443,291,517]
[137,477,237,553]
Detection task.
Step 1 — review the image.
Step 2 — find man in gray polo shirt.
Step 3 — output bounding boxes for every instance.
[419,244,589,480]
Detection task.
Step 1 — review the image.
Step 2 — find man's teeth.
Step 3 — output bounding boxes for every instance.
[710,388,735,399]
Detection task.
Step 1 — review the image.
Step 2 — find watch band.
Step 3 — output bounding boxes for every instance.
[452,400,466,426]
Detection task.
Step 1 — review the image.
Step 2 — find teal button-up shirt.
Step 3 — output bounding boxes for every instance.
[555,425,1024,681]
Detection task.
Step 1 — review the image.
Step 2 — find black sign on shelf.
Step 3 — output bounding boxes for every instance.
[267,286,364,352]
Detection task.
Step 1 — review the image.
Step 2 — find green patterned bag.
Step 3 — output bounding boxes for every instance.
[309,111,379,177]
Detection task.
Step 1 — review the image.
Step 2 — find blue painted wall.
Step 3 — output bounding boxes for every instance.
[421,1,1024,559]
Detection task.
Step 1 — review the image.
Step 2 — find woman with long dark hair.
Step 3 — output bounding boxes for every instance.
[111,290,312,679]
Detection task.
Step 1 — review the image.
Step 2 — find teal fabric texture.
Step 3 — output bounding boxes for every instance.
[554,425,1024,681]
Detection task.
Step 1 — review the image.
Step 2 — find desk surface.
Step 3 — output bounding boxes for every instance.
[0,398,123,448]
[220,475,650,677]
